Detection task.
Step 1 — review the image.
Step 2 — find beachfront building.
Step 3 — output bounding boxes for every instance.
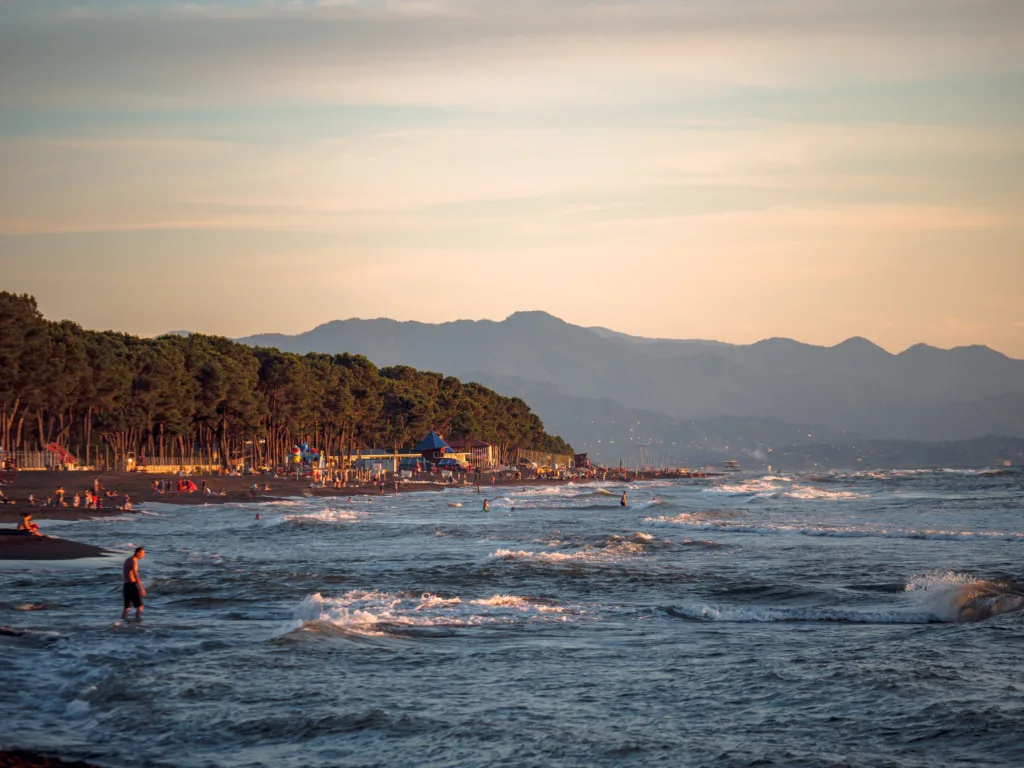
[353,449,392,472]
[445,438,494,469]
[414,431,452,463]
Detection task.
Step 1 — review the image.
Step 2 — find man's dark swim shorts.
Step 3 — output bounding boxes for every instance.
[123,582,143,609]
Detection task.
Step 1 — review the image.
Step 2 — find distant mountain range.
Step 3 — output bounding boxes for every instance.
[235,312,1024,468]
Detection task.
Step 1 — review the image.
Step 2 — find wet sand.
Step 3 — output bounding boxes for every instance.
[0,751,102,768]
[0,532,111,561]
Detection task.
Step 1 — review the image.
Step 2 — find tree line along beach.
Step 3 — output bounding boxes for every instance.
[0,291,571,473]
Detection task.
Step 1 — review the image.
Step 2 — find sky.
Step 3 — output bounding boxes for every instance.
[1,0,1022,356]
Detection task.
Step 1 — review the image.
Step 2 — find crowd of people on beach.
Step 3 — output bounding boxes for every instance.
[18,479,134,512]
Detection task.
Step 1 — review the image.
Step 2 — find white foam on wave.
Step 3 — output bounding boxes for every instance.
[670,571,1024,624]
[282,589,574,637]
[670,603,939,624]
[632,499,666,510]
[285,508,364,524]
[505,485,579,498]
[703,477,868,501]
[492,532,657,564]
[469,594,566,612]
[706,478,786,495]
[782,487,866,501]
[905,571,1024,622]
[646,514,1024,542]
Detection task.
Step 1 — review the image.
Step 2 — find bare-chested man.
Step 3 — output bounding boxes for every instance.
[121,547,147,622]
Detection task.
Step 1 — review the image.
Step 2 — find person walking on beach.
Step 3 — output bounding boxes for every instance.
[122,547,147,623]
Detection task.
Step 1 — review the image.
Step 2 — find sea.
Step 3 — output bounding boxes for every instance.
[2,468,1024,768]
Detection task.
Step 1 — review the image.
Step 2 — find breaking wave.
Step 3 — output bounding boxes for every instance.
[491,532,664,564]
[278,589,575,639]
[647,514,1024,542]
[284,509,364,525]
[703,478,868,501]
[666,572,1024,624]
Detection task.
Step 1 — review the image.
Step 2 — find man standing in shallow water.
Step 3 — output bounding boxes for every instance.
[122,547,146,623]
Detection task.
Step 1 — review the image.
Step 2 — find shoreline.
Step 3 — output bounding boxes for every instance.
[0,532,113,561]
[0,471,689,523]
[0,471,691,561]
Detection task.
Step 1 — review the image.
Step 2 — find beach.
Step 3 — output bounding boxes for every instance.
[0,532,110,561]
[0,469,674,523]
[2,468,1023,767]
[0,470,676,560]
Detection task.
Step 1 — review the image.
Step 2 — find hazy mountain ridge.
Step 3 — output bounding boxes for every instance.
[462,373,1024,469]
[462,371,857,467]
[237,311,1024,457]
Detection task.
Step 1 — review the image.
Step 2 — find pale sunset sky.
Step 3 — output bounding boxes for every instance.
[1,1,1022,355]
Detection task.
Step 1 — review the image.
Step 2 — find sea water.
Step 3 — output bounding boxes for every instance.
[2,469,1024,767]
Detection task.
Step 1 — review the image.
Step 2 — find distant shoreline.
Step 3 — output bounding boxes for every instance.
[0,469,687,531]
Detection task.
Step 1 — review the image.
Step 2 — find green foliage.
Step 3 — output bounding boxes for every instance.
[0,292,571,463]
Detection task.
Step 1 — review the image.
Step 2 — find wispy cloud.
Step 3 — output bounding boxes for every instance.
[0,0,1021,353]
[2,0,1022,109]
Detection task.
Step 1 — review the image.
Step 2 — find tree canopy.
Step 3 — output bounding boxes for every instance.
[0,292,572,467]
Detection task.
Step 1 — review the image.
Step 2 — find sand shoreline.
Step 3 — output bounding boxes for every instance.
[0,532,113,561]
[0,750,103,768]
[0,470,684,560]
[0,470,679,522]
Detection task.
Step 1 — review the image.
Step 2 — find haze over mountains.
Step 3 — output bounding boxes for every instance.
[237,312,1024,467]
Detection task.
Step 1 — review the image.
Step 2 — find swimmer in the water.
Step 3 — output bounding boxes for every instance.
[620,491,627,507]
[483,499,490,511]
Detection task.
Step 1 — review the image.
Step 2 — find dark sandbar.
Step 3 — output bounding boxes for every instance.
[0,531,111,561]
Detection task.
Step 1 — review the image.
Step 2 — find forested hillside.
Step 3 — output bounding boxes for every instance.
[0,293,570,467]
